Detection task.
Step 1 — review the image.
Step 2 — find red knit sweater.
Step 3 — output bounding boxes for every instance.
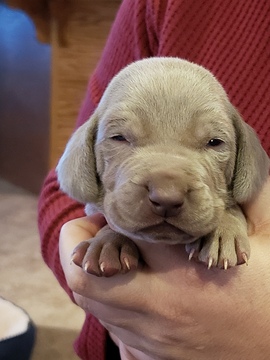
[38,1,270,359]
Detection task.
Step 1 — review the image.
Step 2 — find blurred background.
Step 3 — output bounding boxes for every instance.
[0,0,120,358]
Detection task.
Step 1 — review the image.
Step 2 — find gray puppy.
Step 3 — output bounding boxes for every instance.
[57,57,269,276]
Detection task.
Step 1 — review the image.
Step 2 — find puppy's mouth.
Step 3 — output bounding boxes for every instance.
[136,221,198,244]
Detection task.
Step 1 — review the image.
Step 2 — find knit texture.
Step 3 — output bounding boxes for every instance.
[38,0,270,359]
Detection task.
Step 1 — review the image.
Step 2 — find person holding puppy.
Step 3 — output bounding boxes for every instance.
[38,0,270,359]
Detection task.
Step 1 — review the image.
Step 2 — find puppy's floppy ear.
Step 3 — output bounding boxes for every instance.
[56,114,100,204]
[231,107,269,204]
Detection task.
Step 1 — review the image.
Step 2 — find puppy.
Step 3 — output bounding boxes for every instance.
[57,57,269,276]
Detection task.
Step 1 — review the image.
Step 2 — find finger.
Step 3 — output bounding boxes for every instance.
[85,213,108,235]
[243,176,270,235]
[66,214,107,239]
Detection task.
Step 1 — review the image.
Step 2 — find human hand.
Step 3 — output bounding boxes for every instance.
[60,177,270,360]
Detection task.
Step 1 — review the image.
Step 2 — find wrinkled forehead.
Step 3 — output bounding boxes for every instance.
[97,59,232,133]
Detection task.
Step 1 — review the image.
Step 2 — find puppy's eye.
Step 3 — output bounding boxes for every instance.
[110,135,127,142]
[207,138,224,147]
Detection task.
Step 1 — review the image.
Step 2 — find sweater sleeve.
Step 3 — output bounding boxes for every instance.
[38,0,159,299]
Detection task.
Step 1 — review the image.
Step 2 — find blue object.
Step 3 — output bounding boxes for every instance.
[0,299,36,360]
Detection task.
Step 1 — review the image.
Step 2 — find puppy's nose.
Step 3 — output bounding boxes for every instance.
[148,186,184,217]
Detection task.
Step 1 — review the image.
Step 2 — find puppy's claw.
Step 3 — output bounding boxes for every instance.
[208,257,213,269]
[123,258,130,270]
[100,262,106,272]
[70,254,75,266]
[84,261,91,273]
[242,253,249,266]
[188,248,195,261]
[223,259,228,270]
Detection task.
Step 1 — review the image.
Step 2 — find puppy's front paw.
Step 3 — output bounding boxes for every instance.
[186,207,250,269]
[71,227,140,277]
[186,233,250,270]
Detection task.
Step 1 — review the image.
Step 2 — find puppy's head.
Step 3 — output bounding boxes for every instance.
[57,58,269,243]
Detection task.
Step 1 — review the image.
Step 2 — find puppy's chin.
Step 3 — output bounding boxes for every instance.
[109,221,200,245]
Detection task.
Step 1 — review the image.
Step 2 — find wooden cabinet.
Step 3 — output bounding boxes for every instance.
[50,0,120,167]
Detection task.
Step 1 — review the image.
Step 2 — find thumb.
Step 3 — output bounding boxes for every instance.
[242,176,270,235]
